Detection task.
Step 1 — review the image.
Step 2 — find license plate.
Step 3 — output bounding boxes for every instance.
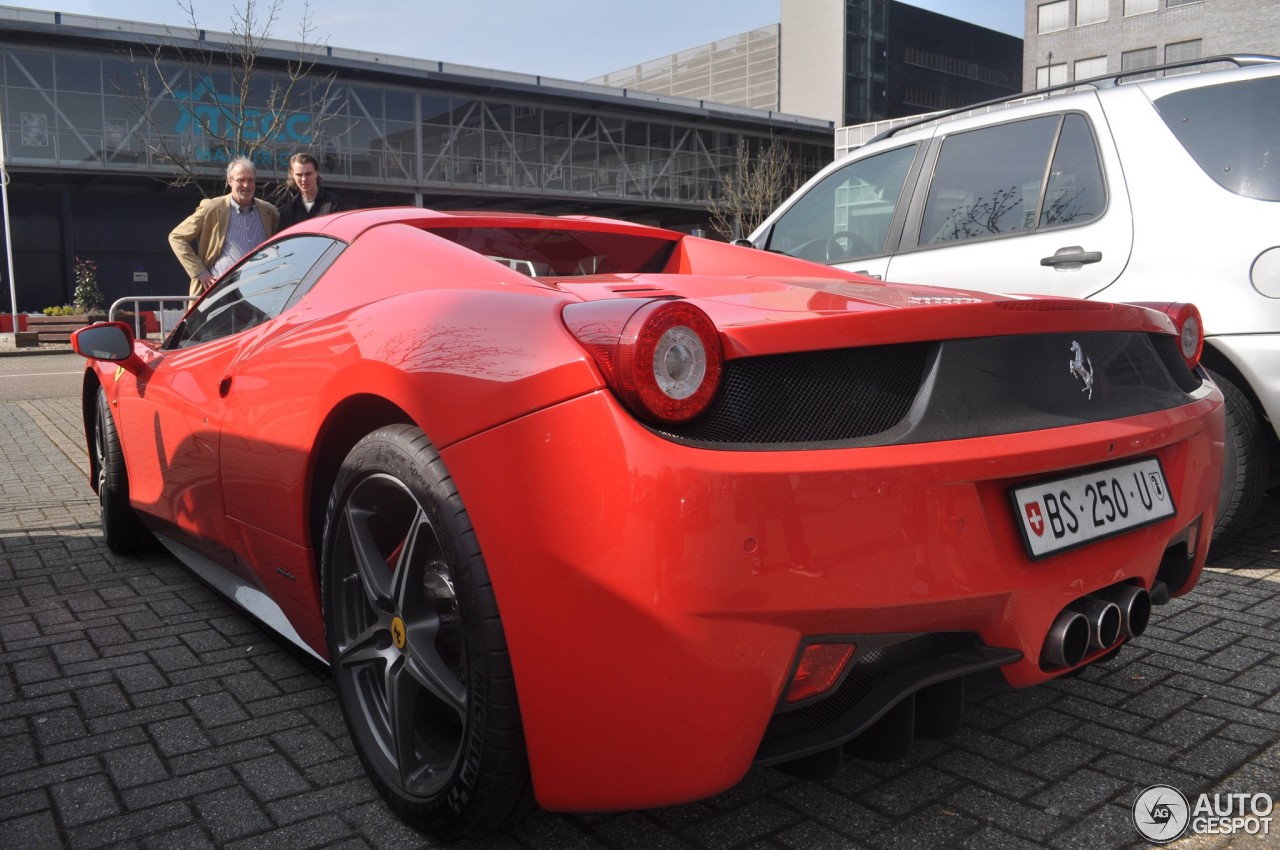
[1011,458,1176,559]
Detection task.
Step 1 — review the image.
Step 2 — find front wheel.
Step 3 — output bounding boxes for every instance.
[1209,369,1270,542]
[94,387,149,554]
[321,425,531,836]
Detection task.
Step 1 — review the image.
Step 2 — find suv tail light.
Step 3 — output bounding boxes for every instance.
[564,299,722,423]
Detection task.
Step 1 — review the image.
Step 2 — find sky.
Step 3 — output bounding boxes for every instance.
[13,1,1026,81]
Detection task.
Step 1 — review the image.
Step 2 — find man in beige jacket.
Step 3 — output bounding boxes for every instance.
[169,157,279,296]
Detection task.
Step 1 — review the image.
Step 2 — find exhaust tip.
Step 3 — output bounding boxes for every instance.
[1095,583,1153,638]
[1069,598,1122,649]
[1042,609,1090,669]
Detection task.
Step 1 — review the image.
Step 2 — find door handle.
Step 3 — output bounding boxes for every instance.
[218,376,232,397]
[1041,246,1103,268]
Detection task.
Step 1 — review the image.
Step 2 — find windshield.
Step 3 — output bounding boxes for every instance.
[763,144,918,264]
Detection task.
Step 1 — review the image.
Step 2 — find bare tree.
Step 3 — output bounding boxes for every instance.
[707,139,802,240]
[113,0,345,199]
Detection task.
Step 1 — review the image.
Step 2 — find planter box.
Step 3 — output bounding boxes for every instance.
[27,314,95,343]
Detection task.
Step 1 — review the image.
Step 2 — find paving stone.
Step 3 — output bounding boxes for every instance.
[997,709,1081,748]
[1028,767,1129,817]
[2,810,66,850]
[1010,737,1103,782]
[42,725,148,764]
[141,824,218,850]
[684,800,801,850]
[233,753,311,802]
[50,773,121,828]
[193,785,272,843]
[65,801,194,850]
[103,742,170,789]
[148,715,212,756]
[265,777,379,825]
[120,767,239,809]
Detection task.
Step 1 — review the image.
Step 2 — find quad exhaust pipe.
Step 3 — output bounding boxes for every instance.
[1093,582,1152,638]
[1041,583,1153,669]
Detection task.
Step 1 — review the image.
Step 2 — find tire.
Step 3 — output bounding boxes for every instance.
[94,387,150,554]
[1208,369,1270,542]
[321,425,532,836]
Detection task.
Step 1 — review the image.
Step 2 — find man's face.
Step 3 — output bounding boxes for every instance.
[227,164,256,207]
[290,161,319,201]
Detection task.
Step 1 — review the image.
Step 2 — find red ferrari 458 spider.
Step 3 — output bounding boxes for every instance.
[72,208,1223,836]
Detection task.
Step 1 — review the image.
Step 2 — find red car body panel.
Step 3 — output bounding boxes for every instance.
[76,208,1224,814]
[442,392,1218,809]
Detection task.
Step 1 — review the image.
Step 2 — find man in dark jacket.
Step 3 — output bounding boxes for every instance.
[278,152,345,230]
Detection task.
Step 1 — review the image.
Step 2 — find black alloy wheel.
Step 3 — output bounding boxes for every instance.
[322,425,531,836]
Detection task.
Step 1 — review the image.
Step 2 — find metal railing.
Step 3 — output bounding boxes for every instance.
[109,296,197,341]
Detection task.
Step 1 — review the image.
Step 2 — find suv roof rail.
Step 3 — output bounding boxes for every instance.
[866,54,1280,145]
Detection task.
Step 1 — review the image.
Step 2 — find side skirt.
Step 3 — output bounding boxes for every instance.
[153,530,327,664]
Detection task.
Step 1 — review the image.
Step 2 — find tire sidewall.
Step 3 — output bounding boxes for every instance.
[95,387,147,553]
[1207,369,1268,540]
[320,425,498,831]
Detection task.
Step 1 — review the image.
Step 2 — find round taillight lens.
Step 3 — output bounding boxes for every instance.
[1130,301,1204,370]
[1166,302,1204,368]
[564,299,722,423]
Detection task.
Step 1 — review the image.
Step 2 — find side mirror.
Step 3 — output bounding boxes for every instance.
[730,238,756,248]
[72,321,135,362]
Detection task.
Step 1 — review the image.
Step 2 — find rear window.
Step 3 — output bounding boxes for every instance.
[1153,75,1280,201]
[424,226,677,276]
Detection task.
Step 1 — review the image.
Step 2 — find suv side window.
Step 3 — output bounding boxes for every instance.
[169,236,338,348]
[1041,114,1107,227]
[918,113,1105,245]
[763,144,917,263]
[1153,75,1280,201]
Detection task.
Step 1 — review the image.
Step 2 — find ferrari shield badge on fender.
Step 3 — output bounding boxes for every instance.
[1069,340,1094,399]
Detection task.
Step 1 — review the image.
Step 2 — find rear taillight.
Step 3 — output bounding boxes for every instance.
[564,299,722,423]
[1169,303,1204,369]
[1130,301,1204,369]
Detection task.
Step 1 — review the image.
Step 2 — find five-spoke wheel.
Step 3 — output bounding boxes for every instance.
[322,425,530,835]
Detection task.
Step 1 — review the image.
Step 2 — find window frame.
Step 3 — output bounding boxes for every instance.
[1074,56,1108,81]
[1037,0,1070,33]
[759,142,923,265]
[1076,0,1109,26]
[1123,0,1159,16]
[905,110,1109,250]
[166,235,344,350]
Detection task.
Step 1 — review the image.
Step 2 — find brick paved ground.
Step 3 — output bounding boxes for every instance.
[2,395,1278,849]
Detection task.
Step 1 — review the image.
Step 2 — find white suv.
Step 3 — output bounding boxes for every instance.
[749,55,1280,540]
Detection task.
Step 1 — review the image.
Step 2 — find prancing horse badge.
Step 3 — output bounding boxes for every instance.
[1069,340,1094,400]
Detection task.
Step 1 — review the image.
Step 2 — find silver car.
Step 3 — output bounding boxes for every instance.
[750,55,1280,540]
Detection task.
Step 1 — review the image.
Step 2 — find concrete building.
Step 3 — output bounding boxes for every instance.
[589,0,1023,127]
[1024,0,1280,87]
[0,6,832,313]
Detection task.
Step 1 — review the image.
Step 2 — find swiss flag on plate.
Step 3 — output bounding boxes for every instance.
[1024,502,1045,537]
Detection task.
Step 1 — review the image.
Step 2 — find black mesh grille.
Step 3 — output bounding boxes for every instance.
[762,632,981,745]
[648,332,1202,450]
[654,343,932,447]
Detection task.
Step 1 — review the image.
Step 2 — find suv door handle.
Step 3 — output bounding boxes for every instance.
[1041,247,1103,267]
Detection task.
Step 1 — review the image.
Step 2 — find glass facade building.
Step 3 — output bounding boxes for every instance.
[0,8,832,312]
